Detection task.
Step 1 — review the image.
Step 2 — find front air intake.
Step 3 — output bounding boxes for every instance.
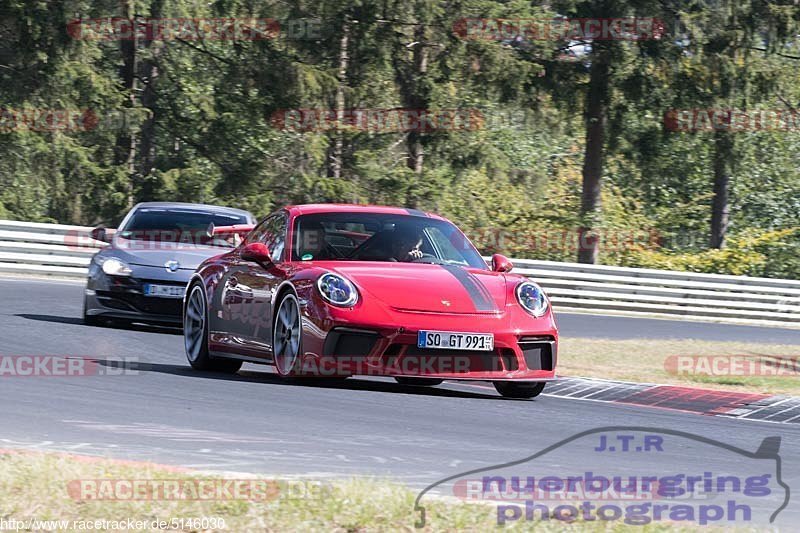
[518,337,556,371]
[323,328,379,357]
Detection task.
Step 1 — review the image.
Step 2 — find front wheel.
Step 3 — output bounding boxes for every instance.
[494,381,546,399]
[273,292,303,378]
[184,283,242,374]
[83,297,105,326]
[395,377,444,386]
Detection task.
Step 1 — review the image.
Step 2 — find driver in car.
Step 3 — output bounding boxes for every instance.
[389,226,424,262]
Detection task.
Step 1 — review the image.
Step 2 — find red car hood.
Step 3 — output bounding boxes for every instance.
[326,262,506,314]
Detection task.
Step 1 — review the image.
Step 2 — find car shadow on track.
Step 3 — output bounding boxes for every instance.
[15,314,182,335]
[93,359,516,400]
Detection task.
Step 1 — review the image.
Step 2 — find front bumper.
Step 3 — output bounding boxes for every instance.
[84,264,191,324]
[312,328,558,381]
[305,327,557,381]
[297,298,558,381]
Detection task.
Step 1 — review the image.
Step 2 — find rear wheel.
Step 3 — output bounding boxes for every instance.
[494,381,545,399]
[184,283,242,373]
[395,377,444,386]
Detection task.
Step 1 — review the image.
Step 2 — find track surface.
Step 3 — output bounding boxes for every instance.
[2,278,800,525]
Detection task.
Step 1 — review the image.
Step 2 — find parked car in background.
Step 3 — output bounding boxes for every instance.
[83,202,255,326]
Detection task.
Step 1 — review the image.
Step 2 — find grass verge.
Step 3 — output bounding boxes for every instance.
[0,451,716,532]
[559,337,800,395]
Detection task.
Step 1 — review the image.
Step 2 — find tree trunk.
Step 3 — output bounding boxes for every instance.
[327,18,349,179]
[405,24,427,175]
[710,129,733,248]
[709,5,738,250]
[577,45,610,264]
[115,0,138,208]
[136,0,163,198]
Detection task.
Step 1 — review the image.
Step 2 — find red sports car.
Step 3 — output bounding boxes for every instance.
[183,204,557,398]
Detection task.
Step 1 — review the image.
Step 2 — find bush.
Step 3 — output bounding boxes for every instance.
[621,228,800,279]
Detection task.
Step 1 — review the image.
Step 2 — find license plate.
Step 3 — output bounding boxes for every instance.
[417,331,494,351]
[143,284,185,299]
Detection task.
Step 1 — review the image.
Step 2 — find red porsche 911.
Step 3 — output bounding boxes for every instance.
[183,204,557,398]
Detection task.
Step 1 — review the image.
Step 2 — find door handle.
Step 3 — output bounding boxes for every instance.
[229,276,253,298]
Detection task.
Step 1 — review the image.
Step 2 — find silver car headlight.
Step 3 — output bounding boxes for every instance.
[515,281,548,317]
[317,273,358,307]
[97,256,132,276]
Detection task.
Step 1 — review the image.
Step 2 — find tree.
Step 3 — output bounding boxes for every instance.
[669,0,800,248]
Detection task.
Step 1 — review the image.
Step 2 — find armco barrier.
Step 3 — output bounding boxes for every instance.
[0,219,798,327]
[510,258,800,327]
[0,220,101,278]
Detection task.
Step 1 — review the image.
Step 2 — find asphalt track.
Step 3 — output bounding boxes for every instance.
[2,277,800,526]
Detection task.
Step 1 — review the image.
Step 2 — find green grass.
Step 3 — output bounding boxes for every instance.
[0,451,736,532]
[559,337,800,395]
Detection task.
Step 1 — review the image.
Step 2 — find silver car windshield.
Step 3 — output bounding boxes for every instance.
[118,208,249,247]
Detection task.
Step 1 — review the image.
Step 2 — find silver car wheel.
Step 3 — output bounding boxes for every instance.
[273,294,301,375]
[184,285,206,363]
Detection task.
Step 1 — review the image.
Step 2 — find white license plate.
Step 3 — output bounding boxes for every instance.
[143,284,185,299]
[417,331,494,351]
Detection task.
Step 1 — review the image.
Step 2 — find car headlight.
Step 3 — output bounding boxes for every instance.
[317,273,358,307]
[516,281,548,317]
[97,257,132,276]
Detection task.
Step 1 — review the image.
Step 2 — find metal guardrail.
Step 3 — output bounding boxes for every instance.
[510,259,800,327]
[0,220,101,278]
[1,219,798,327]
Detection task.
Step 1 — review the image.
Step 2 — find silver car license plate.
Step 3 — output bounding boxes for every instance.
[143,284,185,299]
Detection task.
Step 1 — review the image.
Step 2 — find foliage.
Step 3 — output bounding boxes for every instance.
[0,0,798,277]
[623,228,800,277]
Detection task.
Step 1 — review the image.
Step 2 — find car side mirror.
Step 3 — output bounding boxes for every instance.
[241,242,274,266]
[491,253,513,273]
[90,226,114,243]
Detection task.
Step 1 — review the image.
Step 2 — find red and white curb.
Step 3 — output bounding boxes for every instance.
[540,377,800,424]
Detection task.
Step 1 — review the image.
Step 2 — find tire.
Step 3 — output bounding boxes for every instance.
[83,314,104,326]
[272,292,303,378]
[83,298,105,327]
[395,377,444,386]
[494,381,546,399]
[184,283,242,373]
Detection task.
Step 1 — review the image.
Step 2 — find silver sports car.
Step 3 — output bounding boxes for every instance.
[83,202,255,326]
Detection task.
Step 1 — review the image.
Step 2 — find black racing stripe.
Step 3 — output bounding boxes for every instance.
[404,208,428,217]
[441,265,496,312]
[467,270,494,303]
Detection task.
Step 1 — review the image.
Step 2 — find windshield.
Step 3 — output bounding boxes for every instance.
[291,212,487,269]
[119,208,250,247]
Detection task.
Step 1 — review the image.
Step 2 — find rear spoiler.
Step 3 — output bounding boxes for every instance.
[212,224,255,238]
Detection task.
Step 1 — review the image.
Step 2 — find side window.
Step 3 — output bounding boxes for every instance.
[425,226,469,266]
[247,213,287,262]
